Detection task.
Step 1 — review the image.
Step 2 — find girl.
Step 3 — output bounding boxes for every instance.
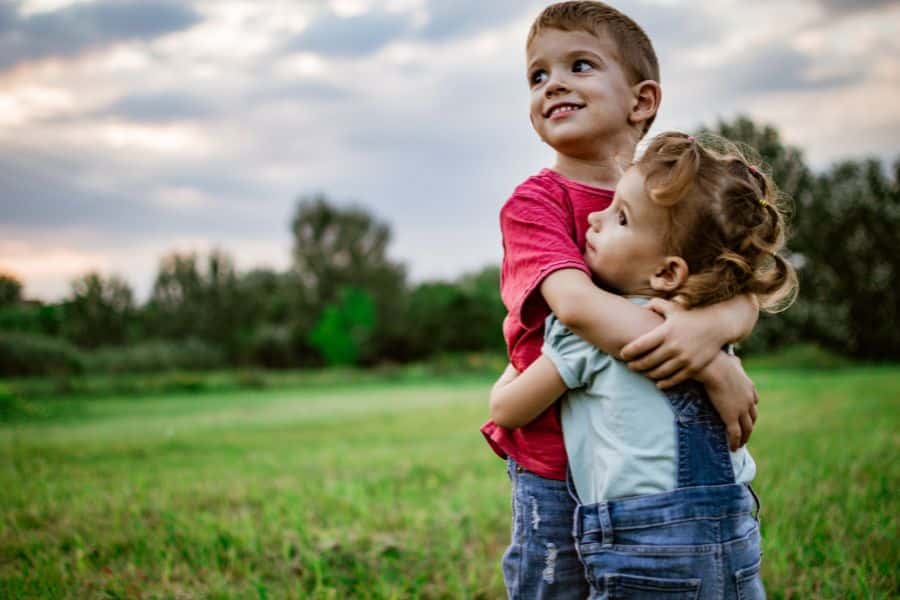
[490,131,796,599]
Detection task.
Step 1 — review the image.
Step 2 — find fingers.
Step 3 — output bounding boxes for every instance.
[739,413,754,447]
[643,355,686,380]
[749,402,758,424]
[726,423,741,452]
[620,328,666,361]
[647,298,676,316]
[626,345,676,372]
[656,368,693,389]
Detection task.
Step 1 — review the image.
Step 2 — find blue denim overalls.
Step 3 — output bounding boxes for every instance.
[571,382,766,599]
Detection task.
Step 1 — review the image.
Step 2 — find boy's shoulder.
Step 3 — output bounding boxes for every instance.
[513,168,565,195]
[503,168,614,216]
[503,169,569,210]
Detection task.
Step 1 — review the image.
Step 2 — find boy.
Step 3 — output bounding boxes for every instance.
[481,3,759,597]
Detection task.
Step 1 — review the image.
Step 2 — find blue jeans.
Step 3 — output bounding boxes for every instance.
[502,458,591,599]
[572,383,766,599]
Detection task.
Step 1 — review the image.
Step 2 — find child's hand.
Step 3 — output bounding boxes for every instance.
[620,299,722,388]
[697,352,758,450]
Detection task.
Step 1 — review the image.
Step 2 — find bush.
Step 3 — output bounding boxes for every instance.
[84,339,226,374]
[0,332,85,376]
[244,325,296,369]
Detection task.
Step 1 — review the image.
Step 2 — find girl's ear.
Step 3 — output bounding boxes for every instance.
[650,256,689,293]
[629,80,661,129]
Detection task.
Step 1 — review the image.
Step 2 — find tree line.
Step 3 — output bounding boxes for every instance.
[1,116,898,376]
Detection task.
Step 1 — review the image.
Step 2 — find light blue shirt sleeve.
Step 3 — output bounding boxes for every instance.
[541,314,612,389]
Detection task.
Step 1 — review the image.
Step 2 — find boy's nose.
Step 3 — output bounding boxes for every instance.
[545,72,569,96]
[587,211,602,229]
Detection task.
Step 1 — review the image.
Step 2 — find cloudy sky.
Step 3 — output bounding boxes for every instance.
[2,0,899,301]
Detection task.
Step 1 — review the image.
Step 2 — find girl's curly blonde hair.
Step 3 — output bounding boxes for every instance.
[636,131,798,312]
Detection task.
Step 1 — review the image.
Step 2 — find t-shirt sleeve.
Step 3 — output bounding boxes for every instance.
[500,184,590,330]
[541,315,611,389]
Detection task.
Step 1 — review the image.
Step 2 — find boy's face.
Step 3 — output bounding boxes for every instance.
[526,28,636,156]
[584,167,667,295]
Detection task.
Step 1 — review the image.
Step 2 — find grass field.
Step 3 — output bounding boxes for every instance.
[1,365,898,598]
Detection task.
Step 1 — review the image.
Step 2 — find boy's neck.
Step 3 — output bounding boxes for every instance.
[550,133,638,189]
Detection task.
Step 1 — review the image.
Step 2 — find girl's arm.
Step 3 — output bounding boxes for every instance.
[490,359,567,429]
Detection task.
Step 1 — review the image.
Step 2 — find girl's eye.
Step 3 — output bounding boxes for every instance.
[530,69,548,85]
[573,59,593,73]
[617,211,627,226]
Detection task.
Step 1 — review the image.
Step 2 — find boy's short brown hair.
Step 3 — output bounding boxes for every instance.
[528,1,660,132]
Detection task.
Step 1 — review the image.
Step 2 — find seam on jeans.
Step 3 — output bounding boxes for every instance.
[611,510,756,531]
[721,523,761,550]
[514,468,526,594]
[713,523,724,597]
[579,542,718,556]
[605,573,702,596]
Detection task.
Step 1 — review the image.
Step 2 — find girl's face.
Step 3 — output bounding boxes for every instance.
[585,167,669,295]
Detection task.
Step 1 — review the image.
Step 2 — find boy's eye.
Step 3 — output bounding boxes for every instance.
[617,211,627,226]
[530,69,548,85]
[572,59,594,73]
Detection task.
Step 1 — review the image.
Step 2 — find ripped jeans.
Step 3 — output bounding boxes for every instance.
[502,458,590,599]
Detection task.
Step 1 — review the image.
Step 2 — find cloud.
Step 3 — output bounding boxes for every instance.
[0,0,200,71]
[288,0,543,58]
[0,152,168,231]
[288,8,412,57]
[96,91,217,123]
[816,0,900,17]
[419,0,539,41]
[722,43,863,94]
[2,0,899,301]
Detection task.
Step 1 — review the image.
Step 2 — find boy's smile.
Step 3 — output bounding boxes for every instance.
[527,28,636,159]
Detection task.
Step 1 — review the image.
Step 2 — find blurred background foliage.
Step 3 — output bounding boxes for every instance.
[1,116,898,377]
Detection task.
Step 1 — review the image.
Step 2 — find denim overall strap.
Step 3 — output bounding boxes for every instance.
[665,381,736,488]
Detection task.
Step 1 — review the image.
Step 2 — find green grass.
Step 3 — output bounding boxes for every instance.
[1,366,898,598]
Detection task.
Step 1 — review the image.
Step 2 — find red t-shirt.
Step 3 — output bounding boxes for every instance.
[481,168,614,480]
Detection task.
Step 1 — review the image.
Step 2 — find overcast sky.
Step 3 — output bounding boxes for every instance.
[2,0,899,301]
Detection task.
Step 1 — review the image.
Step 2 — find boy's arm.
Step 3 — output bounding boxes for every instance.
[541,269,758,447]
[540,269,664,355]
[490,359,567,429]
[542,270,758,384]
[621,294,759,388]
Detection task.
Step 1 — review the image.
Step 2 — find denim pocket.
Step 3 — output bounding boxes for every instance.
[735,560,765,600]
[605,573,701,599]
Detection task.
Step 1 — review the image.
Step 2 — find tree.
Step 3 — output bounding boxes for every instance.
[238,268,302,367]
[308,287,376,366]
[406,266,505,357]
[147,250,250,356]
[0,274,22,307]
[62,272,135,348]
[705,115,900,358]
[795,159,900,358]
[290,196,407,363]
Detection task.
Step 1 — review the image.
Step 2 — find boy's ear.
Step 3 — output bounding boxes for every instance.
[649,255,688,293]
[629,80,661,129]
